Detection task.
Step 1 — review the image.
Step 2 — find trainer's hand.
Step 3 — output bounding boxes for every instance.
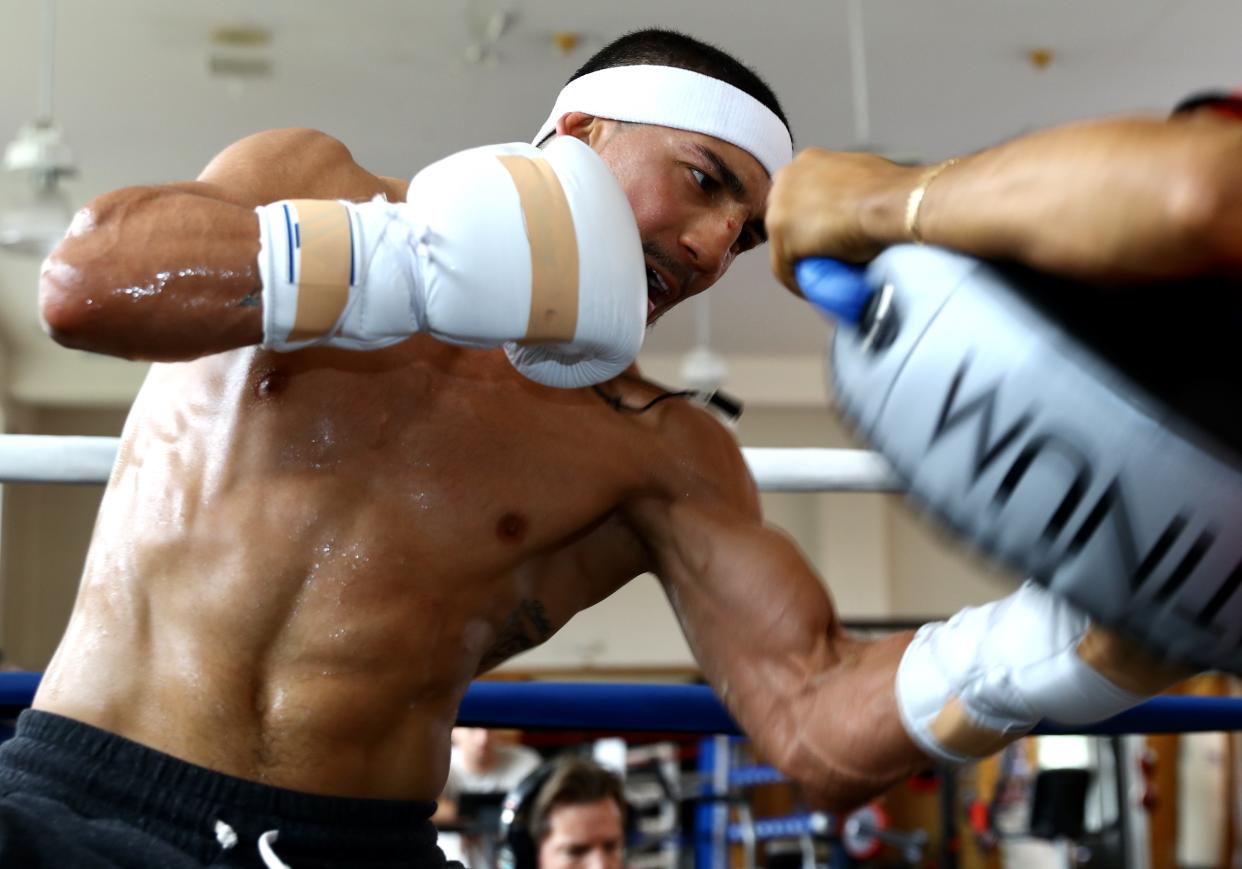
[766,148,915,294]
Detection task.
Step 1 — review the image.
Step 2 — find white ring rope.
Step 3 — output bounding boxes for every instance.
[742,447,902,492]
[0,436,904,492]
[0,436,122,485]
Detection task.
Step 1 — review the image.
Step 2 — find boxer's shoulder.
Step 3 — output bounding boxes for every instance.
[196,128,390,205]
[203,128,353,173]
[601,369,757,514]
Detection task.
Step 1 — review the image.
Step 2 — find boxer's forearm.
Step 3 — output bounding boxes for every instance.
[40,185,264,360]
[901,116,1242,283]
[782,631,930,811]
[40,128,402,361]
[668,578,926,811]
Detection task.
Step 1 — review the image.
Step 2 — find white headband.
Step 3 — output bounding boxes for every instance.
[533,65,792,176]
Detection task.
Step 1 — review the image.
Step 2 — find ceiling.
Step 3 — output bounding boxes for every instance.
[0,0,1237,406]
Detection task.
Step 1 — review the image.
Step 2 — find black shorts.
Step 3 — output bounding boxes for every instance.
[0,710,457,868]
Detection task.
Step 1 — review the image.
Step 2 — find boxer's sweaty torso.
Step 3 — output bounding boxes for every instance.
[33,337,731,800]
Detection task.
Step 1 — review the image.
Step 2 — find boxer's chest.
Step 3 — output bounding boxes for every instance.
[212,342,660,565]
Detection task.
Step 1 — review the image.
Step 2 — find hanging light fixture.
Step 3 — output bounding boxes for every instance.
[0,0,77,259]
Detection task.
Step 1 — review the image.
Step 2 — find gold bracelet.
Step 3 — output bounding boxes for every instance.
[904,158,960,244]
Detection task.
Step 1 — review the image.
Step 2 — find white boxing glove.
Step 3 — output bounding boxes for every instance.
[896,581,1189,765]
[254,137,647,388]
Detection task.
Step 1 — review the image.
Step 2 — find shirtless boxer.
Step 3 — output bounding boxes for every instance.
[0,28,1168,869]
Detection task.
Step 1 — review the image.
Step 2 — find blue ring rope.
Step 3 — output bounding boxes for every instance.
[457,682,1242,735]
[2,675,1236,735]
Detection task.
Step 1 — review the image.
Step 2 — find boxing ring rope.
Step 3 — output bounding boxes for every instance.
[0,435,906,492]
[0,435,123,485]
[0,674,1236,734]
[457,683,1242,736]
[0,434,1236,736]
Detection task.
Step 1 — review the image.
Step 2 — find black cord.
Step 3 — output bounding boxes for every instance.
[591,386,744,422]
[592,386,695,414]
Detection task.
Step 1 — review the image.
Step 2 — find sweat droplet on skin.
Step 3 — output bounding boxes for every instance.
[114,267,247,302]
[116,271,170,300]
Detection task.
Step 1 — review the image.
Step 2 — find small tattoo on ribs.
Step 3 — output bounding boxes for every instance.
[478,599,552,671]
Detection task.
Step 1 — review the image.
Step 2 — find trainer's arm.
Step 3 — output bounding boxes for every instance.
[39,128,407,361]
[768,115,1242,289]
[627,444,927,810]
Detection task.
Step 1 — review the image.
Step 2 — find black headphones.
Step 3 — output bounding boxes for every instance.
[1171,90,1242,120]
[495,757,638,869]
[495,761,558,869]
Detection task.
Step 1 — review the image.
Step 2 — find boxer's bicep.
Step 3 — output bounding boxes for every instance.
[631,416,926,806]
[645,493,925,809]
[635,414,845,705]
[655,504,842,694]
[643,502,836,752]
